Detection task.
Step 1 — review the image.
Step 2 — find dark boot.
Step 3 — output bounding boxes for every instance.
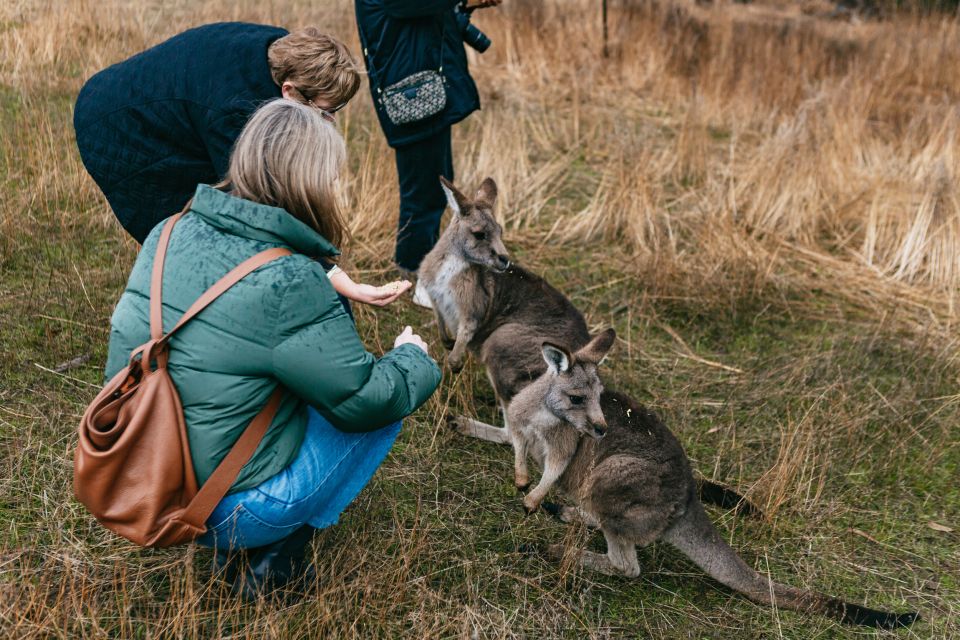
[211,546,248,584]
[233,525,318,600]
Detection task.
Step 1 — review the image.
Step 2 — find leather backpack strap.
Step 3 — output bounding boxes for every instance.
[150,214,183,340]
[144,213,294,529]
[160,247,292,342]
[178,387,285,529]
[148,211,293,344]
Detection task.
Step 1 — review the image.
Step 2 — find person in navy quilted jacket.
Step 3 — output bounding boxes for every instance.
[74,23,361,244]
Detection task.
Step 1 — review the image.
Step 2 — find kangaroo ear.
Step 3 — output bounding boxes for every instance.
[439,175,470,217]
[542,341,572,374]
[475,177,498,205]
[576,328,616,365]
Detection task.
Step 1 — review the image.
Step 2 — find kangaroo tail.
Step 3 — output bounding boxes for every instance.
[696,477,763,518]
[663,501,918,629]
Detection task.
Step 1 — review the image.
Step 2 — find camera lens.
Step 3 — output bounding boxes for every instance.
[455,9,491,53]
[463,24,491,53]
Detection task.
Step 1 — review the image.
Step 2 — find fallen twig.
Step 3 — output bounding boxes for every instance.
[53,353,92,373]
[658,322,744,374]
[33,363,99,389]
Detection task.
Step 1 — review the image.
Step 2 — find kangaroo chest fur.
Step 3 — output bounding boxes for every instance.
[425,253,471,335]
[515,404,588,478]
[516,407,561,466]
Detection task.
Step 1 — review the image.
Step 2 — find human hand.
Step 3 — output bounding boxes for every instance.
[467,0,503,8]
[394,325,430,355]
[350,280,412,307]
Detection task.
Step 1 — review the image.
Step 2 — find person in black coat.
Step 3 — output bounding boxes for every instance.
[74,23,361,243]
[355,0,501,307]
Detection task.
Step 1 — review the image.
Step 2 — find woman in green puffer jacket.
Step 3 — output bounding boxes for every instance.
[105,99,442,598]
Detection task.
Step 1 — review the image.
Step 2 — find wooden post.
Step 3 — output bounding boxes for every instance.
[602,0,610,57]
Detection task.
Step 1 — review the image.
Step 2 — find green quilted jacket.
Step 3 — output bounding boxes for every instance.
[106,185,442,492]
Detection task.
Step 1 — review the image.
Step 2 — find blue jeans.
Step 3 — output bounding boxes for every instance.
[197,408,402,550]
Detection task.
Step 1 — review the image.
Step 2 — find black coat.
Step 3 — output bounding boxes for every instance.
[355,0,481,148]
[74,22,287,243]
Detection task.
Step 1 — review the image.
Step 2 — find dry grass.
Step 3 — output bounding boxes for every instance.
[1,0,959,637]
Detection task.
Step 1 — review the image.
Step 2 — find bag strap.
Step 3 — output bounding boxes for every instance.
[146,213,293,529]
[161,248,292,342]
[149,214,292,344]
[150,213,182,340]
[357,10,447,99]
[178,386,285,529]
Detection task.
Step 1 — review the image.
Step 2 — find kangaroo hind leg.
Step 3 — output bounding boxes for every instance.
[548,530,639,578]
[447,416,511,444]
[602,530,640,577]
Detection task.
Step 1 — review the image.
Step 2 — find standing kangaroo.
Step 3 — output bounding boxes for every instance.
[498,339,918,629]
[419,177,918,628]
[420,176,756,514]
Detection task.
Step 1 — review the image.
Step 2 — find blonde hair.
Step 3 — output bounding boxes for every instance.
[227,99,349,253]
[268,28,361,107]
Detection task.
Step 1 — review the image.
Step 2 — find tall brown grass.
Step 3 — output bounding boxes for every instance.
[3,0,959,301]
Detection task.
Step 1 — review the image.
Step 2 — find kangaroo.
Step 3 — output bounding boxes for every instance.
[420,176,757,509]
[418,175,518,375]
[488,338,918,629]
[422,177,917,628]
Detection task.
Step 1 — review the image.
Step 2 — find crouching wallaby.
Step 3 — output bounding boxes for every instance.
[420,176,756,515]
[497,338,918,629]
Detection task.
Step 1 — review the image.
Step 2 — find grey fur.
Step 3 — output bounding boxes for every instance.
[420,177,591,385]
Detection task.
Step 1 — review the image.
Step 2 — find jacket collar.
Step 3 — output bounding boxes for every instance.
[188,184,340,258]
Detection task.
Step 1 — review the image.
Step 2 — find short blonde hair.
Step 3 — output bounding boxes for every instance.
[268,28,361,108]
[228,99,349,253]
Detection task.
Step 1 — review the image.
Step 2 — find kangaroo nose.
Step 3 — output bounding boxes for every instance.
[592,421,606,438]
[496,254,510,270]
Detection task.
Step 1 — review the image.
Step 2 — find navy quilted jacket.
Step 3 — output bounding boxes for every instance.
[356,0,481,148]
[74,22,287,243]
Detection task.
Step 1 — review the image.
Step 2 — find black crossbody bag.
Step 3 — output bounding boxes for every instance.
[358,16,448,125]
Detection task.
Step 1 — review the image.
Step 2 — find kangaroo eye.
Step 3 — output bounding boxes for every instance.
[569,395,584,406]
[472,231,487,241]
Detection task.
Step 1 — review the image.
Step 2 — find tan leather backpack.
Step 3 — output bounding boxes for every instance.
[74,213,290,547]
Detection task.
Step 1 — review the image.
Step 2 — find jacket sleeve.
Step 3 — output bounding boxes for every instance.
[199,107,250,181]
[271,260,442,431]
[382,0,460,19]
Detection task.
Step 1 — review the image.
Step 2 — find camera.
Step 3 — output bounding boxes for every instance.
[455,2,491,53]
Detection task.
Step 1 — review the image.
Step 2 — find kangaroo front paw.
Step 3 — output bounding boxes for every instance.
[447,354,464,373]
[514,478,530,493]
[523,495,541,514]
